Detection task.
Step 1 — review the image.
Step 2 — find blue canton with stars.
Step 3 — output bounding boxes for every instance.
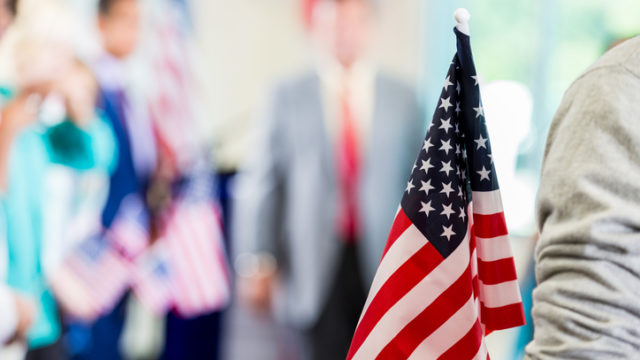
[401,28,499,259]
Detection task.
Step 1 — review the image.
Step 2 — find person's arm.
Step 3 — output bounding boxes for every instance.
[232,85,288,311]
[0,94,40,192]
[526,67,640,359]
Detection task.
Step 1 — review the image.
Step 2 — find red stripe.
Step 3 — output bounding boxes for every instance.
[173,209,205,312]
[438,318,483,360]
[347,242,444,360]
[166,213,199,312]
[480,302,526,332]
[472,274,479,299]
[477,257,518,285]
[376,263,473,359]
[473,212,508,238]
[381,209,413,258]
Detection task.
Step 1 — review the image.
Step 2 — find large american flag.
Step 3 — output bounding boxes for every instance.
[347,29,525,359]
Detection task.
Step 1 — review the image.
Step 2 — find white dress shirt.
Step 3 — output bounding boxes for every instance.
[317,57,376,150]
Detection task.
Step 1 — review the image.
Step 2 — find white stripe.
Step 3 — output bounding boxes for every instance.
[359,224,427,320]
[352,231,470,360]
[166,216,201,311]
[408,295,479,359]
[472,339,489,360]
[188,207,220,306]
[471,190,504,215]
[174,209,209,313]
[476,235,514,262]
[480,280,522,308]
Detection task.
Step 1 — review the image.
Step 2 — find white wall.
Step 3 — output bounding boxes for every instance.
[191,0,422,170]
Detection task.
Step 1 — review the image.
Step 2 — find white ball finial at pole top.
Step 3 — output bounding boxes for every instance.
[454,8,471,35]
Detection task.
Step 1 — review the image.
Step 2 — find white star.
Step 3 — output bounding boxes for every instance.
[441,224,456,241]
[419,179,435,196]
[441,203,455,219]
[477,166,492,182]
[455,144,461,156]
[471,75,479,86]
[439,96,452,112]
[443,75,453,91]
[474,134,488,150]
[439,139,453,155]
[456,82,461,94]
[422,139,434,153]
[405,178,415,193]
[457,186,464,198]
[420,159,434,175]
[438,117,453,133]
[473,104,484,118]
[440,182,454,198]
[454,123,460,134]
[419,201,435,217]
[455,166,461,177]
[455,102,461,116]
[440,160,454,176]
[459,206,466,221]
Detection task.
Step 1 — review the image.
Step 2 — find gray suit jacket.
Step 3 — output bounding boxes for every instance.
[233,70,424,329]
[526,37,640,359]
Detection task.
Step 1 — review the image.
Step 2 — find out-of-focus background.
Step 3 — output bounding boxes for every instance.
[0,0,638,359]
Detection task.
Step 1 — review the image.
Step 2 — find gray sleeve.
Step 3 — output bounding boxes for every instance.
[526,67,640,359]
[232,86,288,264]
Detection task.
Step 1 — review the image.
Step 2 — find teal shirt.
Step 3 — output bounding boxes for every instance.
[2,115,116,349]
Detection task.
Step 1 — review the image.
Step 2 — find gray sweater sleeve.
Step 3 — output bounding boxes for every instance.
[526,64,640,359]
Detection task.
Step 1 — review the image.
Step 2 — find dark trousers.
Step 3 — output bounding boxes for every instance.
[26,338,67,360]
[162,311,222,360]
[308,243,367,360]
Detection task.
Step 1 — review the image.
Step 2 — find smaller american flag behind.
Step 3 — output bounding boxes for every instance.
[163,170,231,317]
[108,195,150,259]
[347,28,525,360]
[61,235,132,318]
[132,241,173,315]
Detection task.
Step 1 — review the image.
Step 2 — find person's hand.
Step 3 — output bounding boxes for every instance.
[236,254,278,313]
[0,92,42,133]
[238,270,277,313]
[7,293,36,344]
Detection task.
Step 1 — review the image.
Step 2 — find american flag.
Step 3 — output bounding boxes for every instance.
[108,194,150,259]
[162,170,231,317]
[61,235,132,318]
[347,29,525,360]
[132,241,173,315]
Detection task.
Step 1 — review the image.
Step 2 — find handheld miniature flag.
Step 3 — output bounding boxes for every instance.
[347,21,525,360]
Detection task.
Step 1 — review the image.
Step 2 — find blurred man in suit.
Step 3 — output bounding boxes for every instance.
[233,0,424,358]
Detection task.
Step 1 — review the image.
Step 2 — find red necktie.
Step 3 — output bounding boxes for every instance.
[337,89,360,243]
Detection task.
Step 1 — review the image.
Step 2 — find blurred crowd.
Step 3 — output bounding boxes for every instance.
[0,0,537,359]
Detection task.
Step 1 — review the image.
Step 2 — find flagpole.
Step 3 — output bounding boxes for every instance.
[454,8,471,35]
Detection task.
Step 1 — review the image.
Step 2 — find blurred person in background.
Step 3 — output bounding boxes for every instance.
[0,0,37,348]
[76,0,154,359]
[525,36,640,359]
[0,1,118,358]
[233,0,424,358]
